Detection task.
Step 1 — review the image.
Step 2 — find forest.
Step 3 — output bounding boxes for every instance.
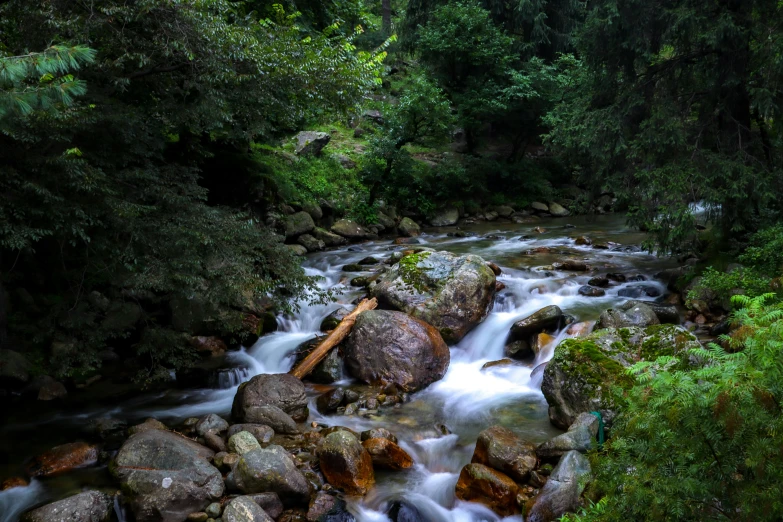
[1,1,783,521]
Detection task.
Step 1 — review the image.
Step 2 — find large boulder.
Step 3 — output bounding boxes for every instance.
[471,426,537,482]
[233,445,310,506]
[397,217,420,237]
[112,429,224,522]
[429,208,459,227]
[595,302,659,329]
[284,212,316,239]
[455,463,519,516]
[318,431,375,496]
[542,325,700,429]
[509,306,564,341]
[295,131,331,156]
[621,300,680,324]
[548,202,569,217]
[223,496,275,522]
[21,491,112,522]
[312,227,348,247]
[232,373,309,424]
[361,438,414,471]
[370,251,496,343]
[343,310,449,392]
[331,219,374,241]
[526,451,591,522]
[298,234,325,253]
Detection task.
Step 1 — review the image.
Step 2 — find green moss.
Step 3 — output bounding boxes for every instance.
[397,251,433,293]
[554,339,633,391]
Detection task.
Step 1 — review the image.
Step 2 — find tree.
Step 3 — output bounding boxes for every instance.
[545,0,783,255]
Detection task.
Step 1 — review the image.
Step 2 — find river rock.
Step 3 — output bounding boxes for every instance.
[578,286,605,297]
[429,208,459,227]
[320,308,350,331]
[537,413,599,458]
[233,373,308,424]
[0,349,32,388]
[361,438,414,470]
[530,202,549,212]
[307,493,355,522]
[526,451,591,522]
[318,431,374,496]
[37,376,68,400]
[387,500,424,522]
[548,202,569,217]
[248,493,284,520]
[331,219,373,241]
[455,463,519,516]
[284,212,316,239]
[542,325,700,429]
[294,336,343,384]
[21,491,112,522]
[298,234,325,252]
[228,424,275,444]
[196,413,229,437]
[27,442,99,477]
[343,310,449,392]
[229,431,262,455]
[360,428,398,444]
[370,250,496,343]
[302,201,323,220]
[504,340,533,359]
[620,300,680,324]
[129,418,169,435]
[223,496,274,522]
[287,245,308,256]
[618,284,662,298]
[234,445,310,506]
[397,217,420,237]
[472,426,537,482]
[112,429,224,522]
[509,305,564,341]
[587,276,609,287]
[312,227,347,247]
[295,131,330,156]
[316,388,345,413]
[595,302,659,329]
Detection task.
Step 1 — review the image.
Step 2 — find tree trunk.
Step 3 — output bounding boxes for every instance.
[382,0,392,35]
[289,298,377,380]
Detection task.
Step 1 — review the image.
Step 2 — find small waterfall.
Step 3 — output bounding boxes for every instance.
[0,481,46,522]
[213,367,251,389]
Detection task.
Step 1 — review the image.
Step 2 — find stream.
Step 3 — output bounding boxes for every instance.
[0,214,680,522]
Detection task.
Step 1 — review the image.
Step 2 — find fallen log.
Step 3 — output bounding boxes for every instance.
[289,297,377,380]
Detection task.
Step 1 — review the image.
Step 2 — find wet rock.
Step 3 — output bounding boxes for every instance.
[482,358,518,370]
[249,493,284,520]
[530,202,549,212]
[532,333,557,356]
[230,431,262,455]
[320,308,350,331]
[542,325,700,428]
[605,273,626,283]
[37,376,67,400]
[228,424,275,444]
[318,431,375,496]
[472,426,537,482]
[360,428,398,444]
[27,441,99,477]
[504,340,532,359]
[205,502,222,518]
[537,413,599,458]
[618,284,661,298]
[587,276,608,288]
[548,202,569,217]
[396,218,420,237]
[620,300,679,324]
[565,322,593,337]
[509,306,563,341]
[21,491,112,522]
[298,234,325,253]
[312,227,348,247]
[455,463,519,516]
[1,477,28,490]
[526,451,591,522]
[361,438,414,470]
[187,512,208,521]
[307,493,354,522]
[343,310,449,392]
[190,336,227,358]
[234,445,310,506]
[112,429,223,522]
[128,418,168,436]
[596,302,660,329]
[331,219,373,241]
[293,336,344,384]
[552,260,587,271]
[285,212,316,239]
[223,496,275,522]
[233,373,309,424]
[316,388,345,414]
[370,250,496,344]
[574,236,592,246]
[196,414,229,437]
[342,264,363,272]
[295,131,330,156]
[578,286,605,297]
[203,431,227,453]
[387,500,424,522]
[429,208,459,227]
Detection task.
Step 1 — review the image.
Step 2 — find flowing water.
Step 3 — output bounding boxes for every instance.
[0,214,680,522]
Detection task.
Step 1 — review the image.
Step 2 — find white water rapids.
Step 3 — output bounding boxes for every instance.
[0,215,677,522]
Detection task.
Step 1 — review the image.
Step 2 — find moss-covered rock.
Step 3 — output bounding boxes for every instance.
[370,250,496,343]
[542,325,700,429]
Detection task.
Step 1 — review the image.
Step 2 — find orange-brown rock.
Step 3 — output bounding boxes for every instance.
[189,336,227,357]
[318,431,374,496]
[532,333,556,355]
[565,321,593,337]
[455,463,519,516]
[361,438,414,471]
[1,477,28,490]
[27,442,99,477]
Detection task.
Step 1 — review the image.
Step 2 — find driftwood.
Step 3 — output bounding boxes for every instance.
[289,298,377,380]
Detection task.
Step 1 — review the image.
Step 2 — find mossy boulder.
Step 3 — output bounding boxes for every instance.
[542,325,700,429]
[370,250,496,343]
[284,211,315,239]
